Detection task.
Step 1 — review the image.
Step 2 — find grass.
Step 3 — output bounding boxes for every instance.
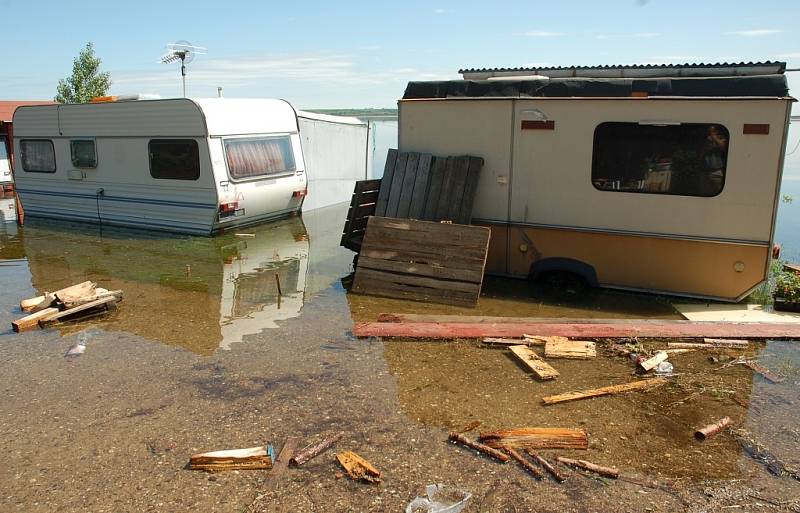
[746,258,785,305]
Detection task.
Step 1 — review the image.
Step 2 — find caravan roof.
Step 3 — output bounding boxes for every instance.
[12,98,299,137]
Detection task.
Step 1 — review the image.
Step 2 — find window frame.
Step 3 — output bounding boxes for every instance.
[590,121,729,199]
[221,134,297,183]
[148,139,201,181]
[20,139,57,173]
[70,139,98,169]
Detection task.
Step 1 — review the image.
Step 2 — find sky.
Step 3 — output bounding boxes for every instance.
[2,0,799,107]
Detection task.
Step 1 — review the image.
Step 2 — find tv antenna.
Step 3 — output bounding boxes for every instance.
[159,40,206,97]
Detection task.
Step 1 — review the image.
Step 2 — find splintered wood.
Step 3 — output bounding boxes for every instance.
[448,432,509,462]
[509,345,559,380]
[12,281,123,332]
[291,432,344,466]
[541,378,667,405]
[479,428,589,450]
[351,217,490,306]
[336,451,381,483]
[189,446,273,471]
[557,457,619,479]
[544,339,596,359]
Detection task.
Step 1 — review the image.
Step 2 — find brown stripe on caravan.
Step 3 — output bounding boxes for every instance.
[521,120,555,130]
[481,222,769,301]
[743,123,770,135]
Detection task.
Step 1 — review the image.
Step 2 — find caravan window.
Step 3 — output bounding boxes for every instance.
[70,140,97,168]
[223,136,296,180]
[149,139,200,180]
[591,122,728,197]
[20,139,56,173]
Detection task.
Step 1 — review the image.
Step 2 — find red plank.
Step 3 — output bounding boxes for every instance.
[352,321,800,339]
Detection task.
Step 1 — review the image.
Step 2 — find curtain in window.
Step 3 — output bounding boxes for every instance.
[21,140,56,172]
[225,137,295,179]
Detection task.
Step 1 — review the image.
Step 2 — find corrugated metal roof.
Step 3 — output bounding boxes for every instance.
[459,61,787,80]
[0,100,55,122]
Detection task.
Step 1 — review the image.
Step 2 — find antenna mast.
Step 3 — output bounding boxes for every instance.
[159,41,206,97]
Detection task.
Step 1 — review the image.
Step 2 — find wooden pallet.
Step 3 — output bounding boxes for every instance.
[340,178,382,252]
[351,216,491,306]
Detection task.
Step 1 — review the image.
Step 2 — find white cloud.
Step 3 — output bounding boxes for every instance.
[724,29,782,37]
[434,8,446,14]
[597,32,659,40]
[519,30,564,37]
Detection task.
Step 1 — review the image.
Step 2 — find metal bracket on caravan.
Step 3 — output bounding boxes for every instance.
[529,257,599,287]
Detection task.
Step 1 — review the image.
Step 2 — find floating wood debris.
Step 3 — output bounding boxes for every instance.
[508,345,559,380]
[189,446,273,471]
[744,361,786,383]
[556,457,619,479]
[352,320,800,339]
[13,281,123,332]
[448,432,509,462]
[668,340,749,349]
[504,447,542,479]
[541,378,667,405]
[637,351,668,372]
[544,339,596,359]
[336,451,381,483]
[351,217,490,307]
[478,428,589,450]
[526,450,567,483]
[694,417,732,441]
[291,432,344,466]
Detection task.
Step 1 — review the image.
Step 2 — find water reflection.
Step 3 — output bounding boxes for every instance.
[0,203,355,354]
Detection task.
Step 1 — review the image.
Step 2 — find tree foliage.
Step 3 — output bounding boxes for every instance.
[55,42,111,103]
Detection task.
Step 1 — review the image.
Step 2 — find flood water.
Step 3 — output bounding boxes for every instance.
[1,200,799,512]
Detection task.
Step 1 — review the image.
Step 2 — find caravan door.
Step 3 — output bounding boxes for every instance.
[0,137,11,183]
[215,134,307,226]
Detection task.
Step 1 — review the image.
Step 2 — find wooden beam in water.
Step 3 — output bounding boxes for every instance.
[541,378,667,405]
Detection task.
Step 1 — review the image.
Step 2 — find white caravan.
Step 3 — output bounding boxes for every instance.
[12,98,358,235]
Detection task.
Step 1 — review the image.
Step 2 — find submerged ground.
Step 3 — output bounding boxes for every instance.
[0,203,798,512]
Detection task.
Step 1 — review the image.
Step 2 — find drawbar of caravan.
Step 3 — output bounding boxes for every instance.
[399,62,794,301]
[12,98,310,235]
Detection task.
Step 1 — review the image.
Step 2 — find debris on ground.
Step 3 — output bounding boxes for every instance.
[669,340,749,349]
[290,431,344,466]
[508,344,559,380]
[541,378,668,405]
[405,483,472,513]
[543,339,596,359]
[264,437,301,487]
[730,428,800,480]
[654,361,675,375]
[694,417,732,440]
[189,446,274,471]
[526,450,567,483]
[456,421,482,434]
[13,281,122,332]
[336,450,381,483]
[743,360,786,383]
[447,431,509,462]
[504,447,543,479]
[478,427,589,450]
[556,457,620,479]
[637,351,669,372]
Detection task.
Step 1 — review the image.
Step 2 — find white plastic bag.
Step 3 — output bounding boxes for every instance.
[406,484,472,513]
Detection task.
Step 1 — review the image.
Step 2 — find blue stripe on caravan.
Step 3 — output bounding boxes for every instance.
[15,188,217,209]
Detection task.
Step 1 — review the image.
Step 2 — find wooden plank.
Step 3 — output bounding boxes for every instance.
[38,296,117,327]
[544,339,596,359]
[61,289,123,309]
[509,345,559,380]
[336,451,381,483]
[434,157,456,221]
[422,157,447,221]
[638,351,668,372]
[352,269,480,307]
[357,256,483,283]
[265,437,301,488]
[384,152,408,218]
[21,280,96,312]
[744,361,786,383]
[702,338,750,347]
[541,378,667,405]
[353,267,480,294]
[408,153,433,219]
[374,149,397,217]
[395,152,419,218]
[351,321,800,339]
[479,428,589,450]
[374,313,700,324]
[456,156,484,224]
[445,156,470,223]
[189,446,272,471]
[12,307,60,332]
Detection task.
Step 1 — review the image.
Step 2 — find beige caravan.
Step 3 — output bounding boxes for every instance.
[398,62,794,301]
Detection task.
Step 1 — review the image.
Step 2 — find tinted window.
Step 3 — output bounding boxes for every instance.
[224,136,296,180]
[592,122,728,197]
[70,139,97,168]
[20,139,56,173]
[149,139,200,180]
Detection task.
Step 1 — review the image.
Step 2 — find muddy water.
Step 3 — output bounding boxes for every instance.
[0,203,799,512]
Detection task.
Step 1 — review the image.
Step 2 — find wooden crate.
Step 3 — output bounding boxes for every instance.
[351,216,490,306]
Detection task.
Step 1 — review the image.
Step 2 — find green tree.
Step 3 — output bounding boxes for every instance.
[55,42,111,103]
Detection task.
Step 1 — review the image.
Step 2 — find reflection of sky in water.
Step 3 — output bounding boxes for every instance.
[777,120,800,261]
